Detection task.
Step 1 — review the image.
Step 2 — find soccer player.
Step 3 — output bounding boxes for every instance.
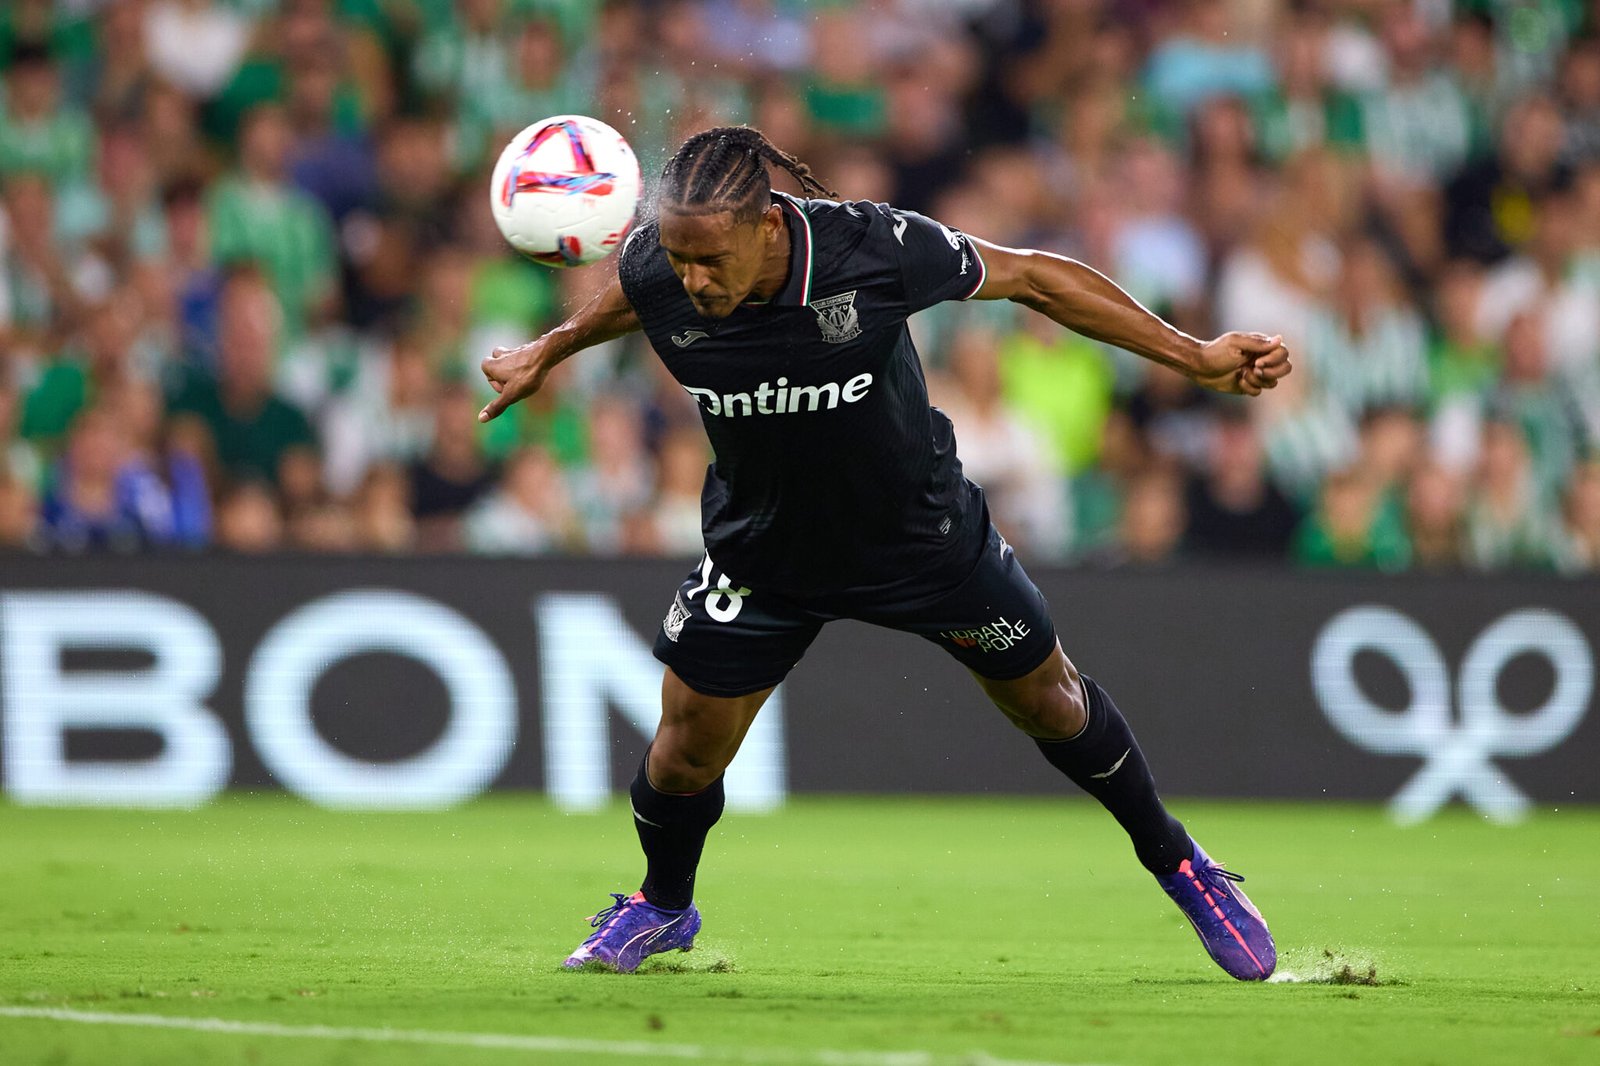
[480,127,1290,980]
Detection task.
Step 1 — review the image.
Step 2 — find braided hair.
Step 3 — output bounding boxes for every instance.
[658,126,834,224]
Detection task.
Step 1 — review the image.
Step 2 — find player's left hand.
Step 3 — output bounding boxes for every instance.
[1190,332,1292,396]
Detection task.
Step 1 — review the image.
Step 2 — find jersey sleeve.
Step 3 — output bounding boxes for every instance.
[616,218,661,312]
[884,207,988,313]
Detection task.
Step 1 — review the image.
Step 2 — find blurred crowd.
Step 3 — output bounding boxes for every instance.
[3,0,1600,572]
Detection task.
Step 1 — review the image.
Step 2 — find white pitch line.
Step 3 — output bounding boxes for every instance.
[0,1006,1098,1066]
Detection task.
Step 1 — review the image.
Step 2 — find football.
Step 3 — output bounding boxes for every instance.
[489,115,642,268]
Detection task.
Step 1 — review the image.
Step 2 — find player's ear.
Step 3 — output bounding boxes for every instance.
[759,202,784,242]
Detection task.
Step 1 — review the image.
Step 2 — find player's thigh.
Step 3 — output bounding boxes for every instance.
[651,552,822,701]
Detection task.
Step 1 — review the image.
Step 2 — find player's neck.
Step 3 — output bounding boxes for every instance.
[744,211,793,305]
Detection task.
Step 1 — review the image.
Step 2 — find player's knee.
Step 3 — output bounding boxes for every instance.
[647,743,729,794]
[989,652,1087,740]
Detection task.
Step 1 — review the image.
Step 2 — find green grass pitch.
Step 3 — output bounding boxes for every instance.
[1,795,1596,1065]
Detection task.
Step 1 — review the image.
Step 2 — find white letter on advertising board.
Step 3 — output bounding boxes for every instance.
[536,593,785,812]
[0,591,229,806]
[246,590,517,808]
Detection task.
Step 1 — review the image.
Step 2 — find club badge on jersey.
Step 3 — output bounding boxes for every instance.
[809,291,861,343]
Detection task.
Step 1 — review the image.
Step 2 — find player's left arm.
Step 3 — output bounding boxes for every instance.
[968,241,1291,396]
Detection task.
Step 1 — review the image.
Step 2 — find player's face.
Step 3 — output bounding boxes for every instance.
[657,205,783,319]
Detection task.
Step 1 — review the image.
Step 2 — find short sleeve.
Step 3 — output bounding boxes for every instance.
[886,207,987,313]
[616,218,661,312]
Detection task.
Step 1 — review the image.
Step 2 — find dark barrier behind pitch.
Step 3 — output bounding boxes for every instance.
[0,556,1594,817]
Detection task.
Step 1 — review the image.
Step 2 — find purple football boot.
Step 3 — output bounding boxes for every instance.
[562,892,701,972]
[1155,840,1276,981]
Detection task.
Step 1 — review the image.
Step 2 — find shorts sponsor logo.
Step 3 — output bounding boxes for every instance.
[939,617,1032,654]
[662,592,690,642]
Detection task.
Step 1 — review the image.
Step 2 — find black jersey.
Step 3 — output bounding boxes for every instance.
[618,193,991,604]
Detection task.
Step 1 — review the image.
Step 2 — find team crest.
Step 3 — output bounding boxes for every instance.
[810,291,861,344]
[662,592,690,642]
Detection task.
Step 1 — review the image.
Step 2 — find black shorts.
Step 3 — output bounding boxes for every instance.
[652,524,1058,698]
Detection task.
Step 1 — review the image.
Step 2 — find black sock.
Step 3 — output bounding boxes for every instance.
[1032,674,1191,875]
[630,757,725,910]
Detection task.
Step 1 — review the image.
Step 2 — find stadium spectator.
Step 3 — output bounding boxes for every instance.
[321,336,438,497]
[1362,2,1472,188]
[408,385,499,550]
[1071,408,1146,558]
[0,470,41,552]
[1464,419,1558,569]
[936,325,1068,560]
[0,42,94,187]
[1142,0,1274,133]
[283,22,379,225]
[206,104,339,338]
[570,394,654,554]
[39,405,176,553]
[351,462,415,554]
[213,480,283,554]
[57,123,167,272]
[1111,138,1208,327]
[20,295,145,449]
[1444,93,1571,263]
[1476,189,1600,377]
[0,382,43,490]
[1183,407,1300,560]
[91,0,154,127]
[1186,95,1271,254]
[1427,260,1500,405]
[1553,460,1600,572]
[138,81,208,191]
[1215,149,1349,348]
[1115,467,1189,566]
[646,425,712,558]
[412,0,513,108]
[995,314,1116,479]
[1254,7,1363,164]
[2,174,89,356]
[107,376,210,547]
[1302,237,1429,418]
[166,267,318,489]
[1357,407,1427,497]
[1492,310,1593,494]
[1558,34,1600,160]
[287,499,358,552]
[464,445,578,555]
[1291,467,1409,570]
[143,0,251,100]
[1404,461,1468,571]
[455,17,587,172]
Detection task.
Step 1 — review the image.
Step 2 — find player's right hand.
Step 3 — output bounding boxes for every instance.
[479,339,550,422]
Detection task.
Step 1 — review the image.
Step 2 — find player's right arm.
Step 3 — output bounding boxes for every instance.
[478,272,641,422]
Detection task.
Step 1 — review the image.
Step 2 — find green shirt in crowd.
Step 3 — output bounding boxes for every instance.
[1292,490,1411,571]
[167,368,316,486]
[207,175,338,339]
[0,107,94,186]
[997,330,1115,475]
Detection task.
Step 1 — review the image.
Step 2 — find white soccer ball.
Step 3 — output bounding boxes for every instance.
[489,115,642,268]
